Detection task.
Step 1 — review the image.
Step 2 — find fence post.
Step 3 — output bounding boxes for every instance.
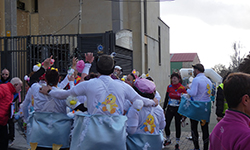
[26,36,31,73]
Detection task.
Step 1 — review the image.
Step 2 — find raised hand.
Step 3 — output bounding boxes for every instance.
[43,56,54,69]
[85,53,94,63]
[72,57,78,69]
[68,74,75,81]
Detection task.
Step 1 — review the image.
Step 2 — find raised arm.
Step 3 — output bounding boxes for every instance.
[40,80,86,99]
[58,74,75,89]
[29,56,54,86]
[80,53,94,82]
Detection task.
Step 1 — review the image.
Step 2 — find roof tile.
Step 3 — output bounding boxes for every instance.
[170,53,197,62]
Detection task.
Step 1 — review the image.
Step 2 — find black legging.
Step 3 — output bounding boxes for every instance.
[0,125,8,150]
[164,105,181,138]
[7,118,15,141]
[190,119,209,150]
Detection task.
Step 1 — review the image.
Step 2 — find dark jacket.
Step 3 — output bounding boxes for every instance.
[215,86,225,117]
[0,76,11,84]
[29,66,46,86]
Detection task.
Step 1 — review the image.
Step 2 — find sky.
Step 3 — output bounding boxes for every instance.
[160,0,250,68]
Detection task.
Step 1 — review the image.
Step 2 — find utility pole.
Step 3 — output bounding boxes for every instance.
[78,0,83,34]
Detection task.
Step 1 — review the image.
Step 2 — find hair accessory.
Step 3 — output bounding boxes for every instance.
[121,75,127,81]
[24,75,30,82]
[114,65,123,75]
[131,69,139,79]
[50,67,58,72]
[33,63,41,72]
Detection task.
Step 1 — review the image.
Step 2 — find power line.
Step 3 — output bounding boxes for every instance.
[52,12,80,35]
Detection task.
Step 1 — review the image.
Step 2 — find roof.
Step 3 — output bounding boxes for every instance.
[170,53,198,62]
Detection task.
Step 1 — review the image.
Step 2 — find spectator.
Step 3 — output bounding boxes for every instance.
[163,72,187,150]
[182,64,212,150]
[210,72,250,150]
[0,68,18,146]
[111,65,123,79]
[215,72,231,122]
[125,72,136,87]
[0,68,10,84]
[0,77,23,150]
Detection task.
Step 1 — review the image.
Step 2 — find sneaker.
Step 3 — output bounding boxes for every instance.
[186,136,192,140]
[8,140,14,147]
[175,144,180,150]
[164,140,171,146]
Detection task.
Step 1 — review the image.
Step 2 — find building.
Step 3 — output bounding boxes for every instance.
[170,53,200,74]
[0,0,171,102]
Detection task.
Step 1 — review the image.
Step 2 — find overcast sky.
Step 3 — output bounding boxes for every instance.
[160,0,250,68]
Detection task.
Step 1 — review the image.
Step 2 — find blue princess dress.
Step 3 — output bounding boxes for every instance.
[70,111,127,150]
[26,112,73,148]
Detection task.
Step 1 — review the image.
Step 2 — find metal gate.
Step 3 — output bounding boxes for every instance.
[76,31,133,75]
[0,31,133,100]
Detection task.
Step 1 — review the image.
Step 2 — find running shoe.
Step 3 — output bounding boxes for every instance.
[175,144,180,150]
[164,140,171,146]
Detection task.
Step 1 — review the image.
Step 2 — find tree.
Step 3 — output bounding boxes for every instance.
[212,64,229,78]
[228,42,245,72]
[213,42,246,77]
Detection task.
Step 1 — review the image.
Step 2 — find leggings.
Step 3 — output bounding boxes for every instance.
[164,105,181,138]
[7,118,15,141]
[190,119,209,150]
[0,125,8,150]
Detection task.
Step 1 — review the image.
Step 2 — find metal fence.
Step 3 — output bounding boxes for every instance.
[0,32,133,103]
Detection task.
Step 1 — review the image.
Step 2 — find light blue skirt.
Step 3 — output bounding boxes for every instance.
[178,95,211,122]
[70,112,127,150]
[26,112,73,148]
[126,133,163,150]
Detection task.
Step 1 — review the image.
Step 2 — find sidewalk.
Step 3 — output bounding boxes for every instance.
[162,131,204,150]
[8,122,30,150]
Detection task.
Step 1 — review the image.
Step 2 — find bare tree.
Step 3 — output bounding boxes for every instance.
[228,42,245,72]
[213,42,247,77]
[212,64,229,77]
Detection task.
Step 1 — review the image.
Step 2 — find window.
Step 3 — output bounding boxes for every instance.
[34,0,38,13]
[158,26,161,66]
[17,0,25,11]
